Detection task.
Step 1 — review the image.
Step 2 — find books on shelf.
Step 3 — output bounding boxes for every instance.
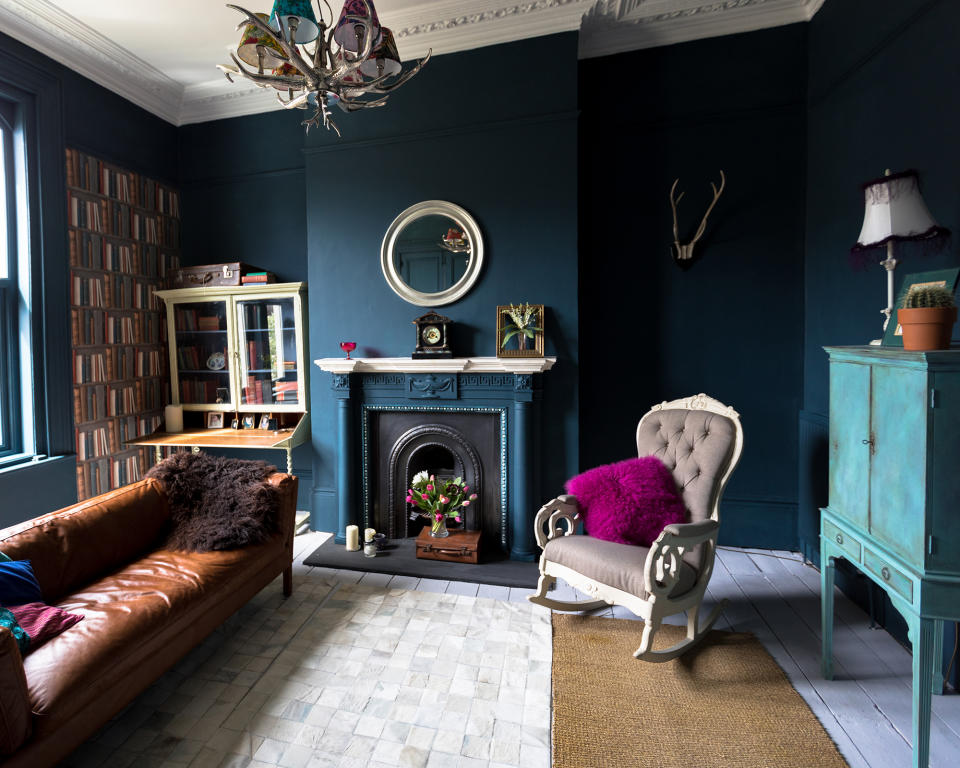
[241,271,276,284]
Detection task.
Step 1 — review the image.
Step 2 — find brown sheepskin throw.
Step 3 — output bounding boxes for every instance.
[145,451,279,552]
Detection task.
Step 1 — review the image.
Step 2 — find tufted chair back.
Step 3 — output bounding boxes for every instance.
[635,398,741,569]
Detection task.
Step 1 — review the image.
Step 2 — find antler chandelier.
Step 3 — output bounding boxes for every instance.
[218,0,432,136]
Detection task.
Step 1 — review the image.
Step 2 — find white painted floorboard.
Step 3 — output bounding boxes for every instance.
[293,531,960,768]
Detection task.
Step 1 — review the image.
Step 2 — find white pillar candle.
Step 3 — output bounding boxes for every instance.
[364,527,376,543]
[164,405,183,433]
[345,525,360,551]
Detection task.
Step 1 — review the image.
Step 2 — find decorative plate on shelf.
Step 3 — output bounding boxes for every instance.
[206,352,226,370]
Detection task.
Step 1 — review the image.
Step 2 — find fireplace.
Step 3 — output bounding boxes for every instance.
[315,357,555,561]
[365,408,506,550]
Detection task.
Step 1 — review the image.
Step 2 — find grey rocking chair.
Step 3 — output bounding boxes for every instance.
[528,394,743,661]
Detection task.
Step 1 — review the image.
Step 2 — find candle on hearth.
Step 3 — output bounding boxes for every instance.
[164,405,183,433]
[345,525,360,551]
[364,527,376,543]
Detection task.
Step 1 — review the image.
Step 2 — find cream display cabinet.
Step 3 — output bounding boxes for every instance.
[129,282,309,472]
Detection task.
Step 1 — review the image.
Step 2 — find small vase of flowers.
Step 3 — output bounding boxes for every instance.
[406,471,477,538]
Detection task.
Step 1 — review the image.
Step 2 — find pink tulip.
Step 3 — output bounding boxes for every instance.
[406,495,413,503]
[429,475,435,481]
[462,500,470,507]
[426,484,434,491]
[463,485,469,492]
[435,513,442,521]
[455,516,461,523]
[440,496,449,504]
[469,493,478,500]
[421,493,429,500]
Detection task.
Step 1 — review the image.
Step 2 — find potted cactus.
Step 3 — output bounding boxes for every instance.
[897,284,957,351]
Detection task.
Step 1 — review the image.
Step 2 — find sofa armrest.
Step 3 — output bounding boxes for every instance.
[0,627,31,754]
[267,473,299,549]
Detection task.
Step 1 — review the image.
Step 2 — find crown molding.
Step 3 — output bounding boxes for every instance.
[0,0,183,123]
[385,0,593,60]
[579,0,826,58]
[180,79,280,126]
[0,0,827,126]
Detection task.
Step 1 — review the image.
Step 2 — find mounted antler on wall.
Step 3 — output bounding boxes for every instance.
[669,170,726,262]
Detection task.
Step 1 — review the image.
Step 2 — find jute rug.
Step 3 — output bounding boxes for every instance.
[551,615,849,768]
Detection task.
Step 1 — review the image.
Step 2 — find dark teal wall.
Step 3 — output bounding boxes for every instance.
[579,24,808,549]
[800,0,960,685]
[0,31,178,525]
[799,0,960,556]
[178,34,580,532]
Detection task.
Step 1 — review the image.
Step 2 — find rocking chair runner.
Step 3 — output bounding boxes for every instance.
[528,394,743,661]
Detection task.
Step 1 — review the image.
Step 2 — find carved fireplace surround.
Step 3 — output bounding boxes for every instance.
[314,357,556,561]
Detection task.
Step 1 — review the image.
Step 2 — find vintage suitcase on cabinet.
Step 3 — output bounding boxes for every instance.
[169,262,262,288]
[415,528,481,564]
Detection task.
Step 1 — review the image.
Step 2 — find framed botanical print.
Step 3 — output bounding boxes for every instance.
[496,303,544,358]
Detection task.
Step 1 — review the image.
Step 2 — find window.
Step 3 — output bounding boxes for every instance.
[0,97,22,460]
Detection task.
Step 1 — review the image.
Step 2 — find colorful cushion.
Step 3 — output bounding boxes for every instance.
[0,560,43,605]
[565,456,687,546]
[0,607,29,654]
[8,603,83,652]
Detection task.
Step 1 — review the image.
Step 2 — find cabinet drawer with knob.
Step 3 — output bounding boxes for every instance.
[822,519,862,563]
[863,548,914,604]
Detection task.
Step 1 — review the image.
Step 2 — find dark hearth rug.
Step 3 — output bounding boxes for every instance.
[303,537,541,589]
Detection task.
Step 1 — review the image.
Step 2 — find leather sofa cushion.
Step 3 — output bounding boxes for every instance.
[23,535,283,737]
[544,534,698,600]
[0,480,170,603]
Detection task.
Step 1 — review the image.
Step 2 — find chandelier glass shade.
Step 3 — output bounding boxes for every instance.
[218,0,431,136]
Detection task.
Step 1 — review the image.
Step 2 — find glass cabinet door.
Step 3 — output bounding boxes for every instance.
[171,300,234,407]
[235,297,301,408]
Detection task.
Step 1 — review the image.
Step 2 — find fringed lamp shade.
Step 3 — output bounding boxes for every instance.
[359,28,401,79]
[853,169,948,250]
[237,13,287,68]
[270,0,320,44]
[334,0,382,53]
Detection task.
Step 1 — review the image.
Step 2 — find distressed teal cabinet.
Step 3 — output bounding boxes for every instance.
[821,346,960,768]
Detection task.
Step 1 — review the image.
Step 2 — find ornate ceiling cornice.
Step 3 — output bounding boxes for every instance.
[579,0,826,58]
[0,0,825,126]
[0,0,183,123]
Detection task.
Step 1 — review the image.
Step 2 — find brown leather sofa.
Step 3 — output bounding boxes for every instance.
[0,472,297,767]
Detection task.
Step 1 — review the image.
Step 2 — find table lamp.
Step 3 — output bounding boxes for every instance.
[852,169,949,344]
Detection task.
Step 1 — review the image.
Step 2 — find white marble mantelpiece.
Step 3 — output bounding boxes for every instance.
[314,356,556,375]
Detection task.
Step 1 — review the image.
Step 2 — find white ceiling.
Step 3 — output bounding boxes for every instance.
[0,0,825,125]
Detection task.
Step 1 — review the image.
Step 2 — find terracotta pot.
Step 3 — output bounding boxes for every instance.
[897,306,958,351]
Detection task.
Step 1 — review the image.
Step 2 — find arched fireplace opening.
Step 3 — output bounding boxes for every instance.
[369,409,503,551]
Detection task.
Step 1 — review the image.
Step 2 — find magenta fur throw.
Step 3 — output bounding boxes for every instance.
[565,456,687,546]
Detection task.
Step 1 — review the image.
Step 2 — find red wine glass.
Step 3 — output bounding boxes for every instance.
[339,341,357,360]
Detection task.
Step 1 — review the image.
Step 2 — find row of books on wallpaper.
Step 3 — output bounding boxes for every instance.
[69,231,179,278]
[74,380,166,423]
[66,150,180,216]
[71,273,160,310]
[72,308,164,347]
[68,192,180,246]
[76,415,162,461]
[77,450,150,497]
[74,348,164,383]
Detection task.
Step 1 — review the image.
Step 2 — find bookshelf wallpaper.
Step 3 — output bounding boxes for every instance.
[66,148,181,500]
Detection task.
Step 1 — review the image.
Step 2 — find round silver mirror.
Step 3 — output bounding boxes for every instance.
[381,201,484,306]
